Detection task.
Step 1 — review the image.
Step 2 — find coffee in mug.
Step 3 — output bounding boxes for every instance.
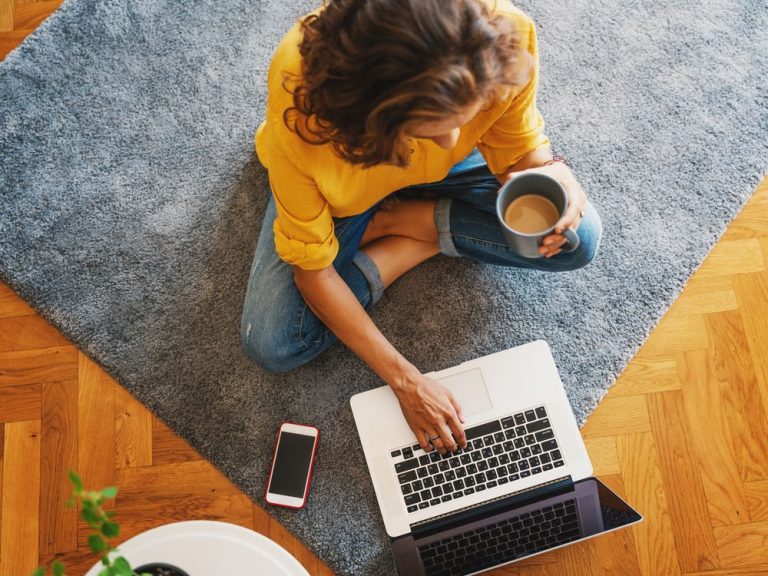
[503,194,560,234]
[495,172,580,259]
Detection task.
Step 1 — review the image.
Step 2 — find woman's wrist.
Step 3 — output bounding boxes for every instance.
[384,355,421,396]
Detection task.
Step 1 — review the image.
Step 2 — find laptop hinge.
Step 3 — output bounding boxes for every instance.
[410,476,573,539]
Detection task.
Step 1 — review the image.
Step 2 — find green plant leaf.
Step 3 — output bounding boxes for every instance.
[88,533,107,553]
[65,497,75,509]
[82,506,99,524]
[53,561,66,576]
[106,511,116,518]
[101,486,118,499]
[32,567,45,576]
[97,568,110,576]
[68,470,83,492]
[112,557,132,576]
[101,521,120,538]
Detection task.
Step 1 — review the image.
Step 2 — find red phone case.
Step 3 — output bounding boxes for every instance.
[265,421,320,509]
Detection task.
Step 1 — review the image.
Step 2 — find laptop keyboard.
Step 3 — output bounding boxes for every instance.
[390,406,564,513]
[418,498,580,575]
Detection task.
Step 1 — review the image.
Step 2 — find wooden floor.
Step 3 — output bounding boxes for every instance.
[2,2,768,574]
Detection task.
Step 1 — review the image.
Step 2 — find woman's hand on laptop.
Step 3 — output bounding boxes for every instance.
[394,371,467,455]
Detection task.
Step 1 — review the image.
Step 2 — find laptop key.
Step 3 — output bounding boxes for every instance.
[554,460,565,468]
[514,413,526,425]
[417,467,428,478]
[541,440,558,452]
[402,447,414,459]
[401,484,412,495]
[430,451,441,462]
[524,410,536,423]
[535,428,555,441]
[505,429,515,440]
[493,444,503,455]
[407,505,418,513]
[521,447,532,458]
[419,455,430,466]
[501,416,515,429]
[476,484,487,492]
[456,467,467,478]
[543,463,553,471]
[521,470,531,478]
[424,477,434,488]
[441,494,452,503]
[531,444,543,455]
[395,459,418,473]
[460,454,471,465]
[435,473,444,484]
[391,449,401,458]
[412,480,423,491]
[526,418,550,433]
[514,438,525,449]
[532,467,542,474]
[412,444,420,451]
[421,490,432,501]
[404,493,420,505]
[430,498,441,506]
[552,450,562,460]
[464,487,475,495]
[535,406,547,418]
[464,420,502,441]
[498,477,509,485]
[494,432,505,442]
[510,473,520,481]
[525,434,536,445]
[484,435,495,446]
[419,502,430,509]
[487,480,498,488]
[500,454,510,464]
[397,470,417,484]
[478,461,488,472]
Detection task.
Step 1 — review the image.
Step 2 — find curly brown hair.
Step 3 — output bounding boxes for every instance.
[282,0,531,168]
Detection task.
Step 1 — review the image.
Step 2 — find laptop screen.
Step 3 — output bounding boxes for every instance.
[392,477,642,576]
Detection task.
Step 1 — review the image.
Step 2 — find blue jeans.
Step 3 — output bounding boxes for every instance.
[241,149,602,372]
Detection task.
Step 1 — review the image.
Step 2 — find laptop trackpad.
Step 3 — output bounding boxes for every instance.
[437,368,493,417]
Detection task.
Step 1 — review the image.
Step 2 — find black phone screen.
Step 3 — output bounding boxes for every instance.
[269,431,316,498]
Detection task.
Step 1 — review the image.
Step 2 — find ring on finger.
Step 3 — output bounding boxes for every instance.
[428,434,441,443]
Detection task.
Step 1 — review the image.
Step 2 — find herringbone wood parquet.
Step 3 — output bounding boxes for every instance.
[2,3,768,574]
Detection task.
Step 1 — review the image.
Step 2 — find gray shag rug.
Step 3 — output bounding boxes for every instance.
[1,0,766,573]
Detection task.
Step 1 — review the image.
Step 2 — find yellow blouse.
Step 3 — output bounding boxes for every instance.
[254,1,549,270]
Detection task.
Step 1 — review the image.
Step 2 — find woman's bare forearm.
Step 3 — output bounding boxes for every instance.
[293,265,417,391]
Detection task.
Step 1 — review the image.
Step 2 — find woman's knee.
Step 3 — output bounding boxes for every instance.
[240,310,305,374]
[554,204,603,271]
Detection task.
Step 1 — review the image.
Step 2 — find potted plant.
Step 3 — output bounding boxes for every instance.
[33,471,190,576]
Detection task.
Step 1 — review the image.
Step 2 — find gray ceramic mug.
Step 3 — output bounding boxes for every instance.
[495,172,580,259]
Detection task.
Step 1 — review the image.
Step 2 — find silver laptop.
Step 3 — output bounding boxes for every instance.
[350,340,642,575]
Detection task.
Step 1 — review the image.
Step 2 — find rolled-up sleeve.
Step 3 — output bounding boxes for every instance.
[256,123,338,271]
[477,16,550,174]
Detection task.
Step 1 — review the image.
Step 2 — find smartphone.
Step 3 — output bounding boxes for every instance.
[265,422,319,509]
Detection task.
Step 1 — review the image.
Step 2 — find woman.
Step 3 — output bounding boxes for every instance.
[242,0,602,456]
